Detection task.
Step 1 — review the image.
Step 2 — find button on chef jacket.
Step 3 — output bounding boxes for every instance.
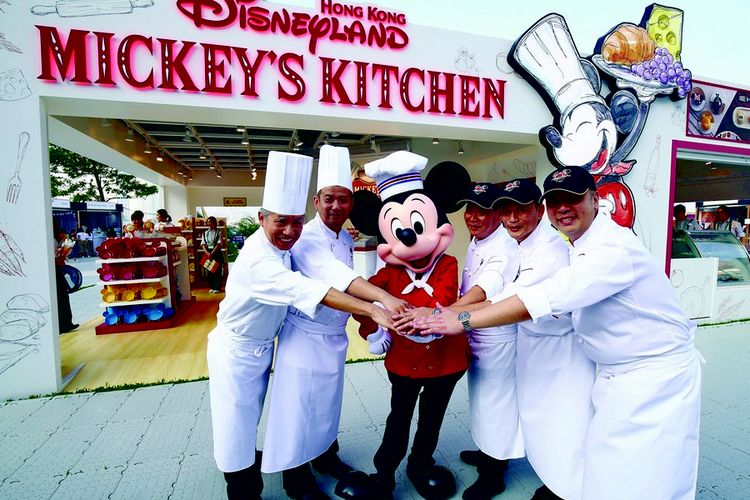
[216,229,332,341]
[518,211,694,366]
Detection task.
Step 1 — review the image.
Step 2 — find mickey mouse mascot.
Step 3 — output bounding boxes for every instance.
[337,151,471,500]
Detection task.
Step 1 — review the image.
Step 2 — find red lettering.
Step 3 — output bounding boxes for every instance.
[459,75,480,117]
[428,71,455,114]
[400,67,424,112]
[37,26,90,83]
[94,31,115,85]
[202,43,232,94]
[246,6,271,31]
[308,15,331,54]
[233,48,273,97]
[175,0,238,28]
[277,52,305,102]
[118,34,154,89]
[482,78,505,118]
[330,18,348,42]
[157,38,198,92]
[387,27,408,50]
[371,63,399,109]
[290,12,310,36]
[354,60,368,106]
[319,57,353,105]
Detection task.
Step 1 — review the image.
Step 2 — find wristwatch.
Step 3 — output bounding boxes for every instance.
[457,311,472,332]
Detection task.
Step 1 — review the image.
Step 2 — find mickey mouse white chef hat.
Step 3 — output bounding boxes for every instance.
[512,14,605,125]
[316,145,353,192]
[262,151,313,215]
[364,151,428,201]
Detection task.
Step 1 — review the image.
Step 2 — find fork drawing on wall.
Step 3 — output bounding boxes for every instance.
[7,131,28,203]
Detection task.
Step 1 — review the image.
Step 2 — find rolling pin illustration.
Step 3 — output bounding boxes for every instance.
[31,0,154,17]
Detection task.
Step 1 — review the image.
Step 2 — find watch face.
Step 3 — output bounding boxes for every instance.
[458,311,470,322]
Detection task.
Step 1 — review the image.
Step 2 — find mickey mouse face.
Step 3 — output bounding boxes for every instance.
[377,193,454,273]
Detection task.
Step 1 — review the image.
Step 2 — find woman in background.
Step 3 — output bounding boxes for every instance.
[201,216,224,293]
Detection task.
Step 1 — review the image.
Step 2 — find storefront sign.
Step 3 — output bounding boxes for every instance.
[86,201,117,210]
[36,0,506,121]
[223,197,247,206]
[51,198,71,209]
[686,80,750,145]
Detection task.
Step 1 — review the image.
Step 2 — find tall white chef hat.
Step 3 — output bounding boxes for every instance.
[316,145,353,192]
[262,151,313,215]
[512,14,605,125]
[364,151,428,201]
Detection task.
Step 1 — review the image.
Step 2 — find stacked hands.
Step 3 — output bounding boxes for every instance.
[364,300,464,354]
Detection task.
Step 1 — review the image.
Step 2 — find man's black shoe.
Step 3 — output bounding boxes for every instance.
[462,474,505,500]
[406,463,456,500]
[459,450,483,467]
[531,485,563,500]
[60,323,79,334]
[312,453,355,480]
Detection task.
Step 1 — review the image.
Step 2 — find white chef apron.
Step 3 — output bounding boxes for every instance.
[582,348,702,500]
[261,313,349,473]
[468,328,525,460]
[516,330,594,500]
[207,324,274,473]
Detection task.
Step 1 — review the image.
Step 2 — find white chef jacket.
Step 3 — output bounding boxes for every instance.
[517,212,701,500]
[462,225,524,460]
[512,222,595,500]
[208,229,335,473]
[262,215,359,472]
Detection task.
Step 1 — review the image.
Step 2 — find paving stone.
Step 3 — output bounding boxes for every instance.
[9,394,89,435]
[50,467,123,500]
[156,381,207,416]
[111,456,181,500]
[0,473,63,500]
[110,384,171,422]
[131,413,196,463]
[0,398,47,438]
[184,409,213,458]
[62,390,130,429]
[0,431,52,482]
[18,424,102,477]
[171,454,225,500]
[74,418,151,472]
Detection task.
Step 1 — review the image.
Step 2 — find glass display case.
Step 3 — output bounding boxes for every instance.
[672,230,750,286]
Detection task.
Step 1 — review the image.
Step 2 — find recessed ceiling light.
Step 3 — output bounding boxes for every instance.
[457,141,464,155]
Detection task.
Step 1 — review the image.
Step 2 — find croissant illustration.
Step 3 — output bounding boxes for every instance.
[601,24,655,66]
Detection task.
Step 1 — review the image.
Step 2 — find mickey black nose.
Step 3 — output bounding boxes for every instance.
[396,228,417,246]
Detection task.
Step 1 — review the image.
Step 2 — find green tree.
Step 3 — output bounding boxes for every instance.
[49,144,159,202]
[227,217,260,262]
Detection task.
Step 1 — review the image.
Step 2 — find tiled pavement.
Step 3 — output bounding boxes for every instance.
[1,323,749,499]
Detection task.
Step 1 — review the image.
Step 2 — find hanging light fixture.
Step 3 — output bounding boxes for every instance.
[101,118,112,127]
[457,141,465,155]
[182,126,192,143]
[144,142,152,154]
[251,168,258,181]
[187,172,193,181]
[241,130,250,145]
[236,125,245,133]
[199,148,207,160]
[432,138,440,145]
[156,150,164,162]
[125,128,135,142]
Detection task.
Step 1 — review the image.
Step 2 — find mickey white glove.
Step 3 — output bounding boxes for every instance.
[367,326,392,355]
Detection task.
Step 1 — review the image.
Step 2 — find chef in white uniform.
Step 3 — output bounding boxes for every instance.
[451,182,523,500]
[262,146,408,498]
[207,151,395,500]
[495,178,595,500]
[414,166,702,500]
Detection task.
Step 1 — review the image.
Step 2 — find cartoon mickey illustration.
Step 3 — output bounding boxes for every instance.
[508,10,690,229]
[337,151,471,500]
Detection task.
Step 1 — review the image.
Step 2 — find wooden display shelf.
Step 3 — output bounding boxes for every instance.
[94,313,180,335]
[99,277,167,285]
[100,298,166,307]
[97,256,162,264]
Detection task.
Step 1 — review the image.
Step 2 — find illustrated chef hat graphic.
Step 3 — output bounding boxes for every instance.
[511,14,605,125]
[316,145,353,193]
[364,151,428,201]
[262,151,313,215]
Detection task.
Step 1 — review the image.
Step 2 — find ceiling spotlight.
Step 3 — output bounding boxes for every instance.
[188,173,193,180]
[705,161,713,166]
[457,141,464,155]
[156,152,163,162]
[125,128,135,142]
[251,171,258,181]
[182,127,192,143]
[241,131,249,145]
[330,131,341,137]
[101,118,112,127]
[210,161,215,169]
[216,171,222,178]
[432,138,440,145]
[199,149,207,160]
[236,125,245,133]
[144,142,152,154]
